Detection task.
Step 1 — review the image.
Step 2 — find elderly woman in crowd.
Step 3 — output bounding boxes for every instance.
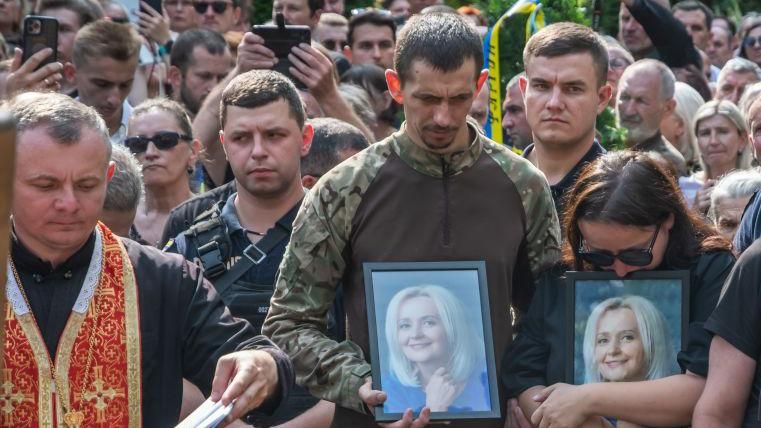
[708,168,761,242]
[681,100,753,214]
[125,98,199,247]
[661,82,705,171]
[502,151,734,428]
[583,296,677,385]
[384,284,490,414]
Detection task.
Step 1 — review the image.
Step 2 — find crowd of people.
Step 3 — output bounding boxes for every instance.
[3,0,761,426]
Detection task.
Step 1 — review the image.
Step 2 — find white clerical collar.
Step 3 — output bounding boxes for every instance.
[6,226,104,316]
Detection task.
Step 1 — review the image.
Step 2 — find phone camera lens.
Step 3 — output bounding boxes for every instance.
[30,19,41,34]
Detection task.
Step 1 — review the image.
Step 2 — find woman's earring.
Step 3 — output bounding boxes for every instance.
[187,165,194,175]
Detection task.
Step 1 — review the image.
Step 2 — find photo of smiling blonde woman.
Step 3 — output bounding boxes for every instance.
[382,284,491,414]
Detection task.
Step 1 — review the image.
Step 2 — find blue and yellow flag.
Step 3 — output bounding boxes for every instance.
[484,0,545,152]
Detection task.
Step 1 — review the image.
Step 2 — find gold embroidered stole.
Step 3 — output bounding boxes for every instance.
[1,223,142,427]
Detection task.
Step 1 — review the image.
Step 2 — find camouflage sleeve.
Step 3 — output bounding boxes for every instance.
[483,139,561,277]
[263,144,391,415]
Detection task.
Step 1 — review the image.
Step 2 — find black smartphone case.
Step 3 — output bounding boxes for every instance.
[251,24,311,89]
[21,16,58,69]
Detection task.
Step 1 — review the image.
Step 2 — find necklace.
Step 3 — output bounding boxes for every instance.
[8,259,102,428]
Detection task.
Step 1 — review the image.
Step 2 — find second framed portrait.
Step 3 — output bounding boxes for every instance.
[565,271,690,386]
[363,261,501,422]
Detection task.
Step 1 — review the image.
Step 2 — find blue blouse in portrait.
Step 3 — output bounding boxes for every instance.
[382,368,491,414]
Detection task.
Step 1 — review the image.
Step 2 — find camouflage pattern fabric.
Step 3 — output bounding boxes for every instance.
[262,122,560,415]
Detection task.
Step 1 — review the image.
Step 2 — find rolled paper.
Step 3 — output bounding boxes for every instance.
[0,111,16,374]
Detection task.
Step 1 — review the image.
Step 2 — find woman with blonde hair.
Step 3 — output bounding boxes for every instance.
[383,284,490,413]
[661,82,705,170]
[681,100,753,214]
[583,295,677,385]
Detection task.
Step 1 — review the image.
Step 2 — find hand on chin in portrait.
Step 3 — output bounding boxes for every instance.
[358,377,432,428]
[424,367,465,412]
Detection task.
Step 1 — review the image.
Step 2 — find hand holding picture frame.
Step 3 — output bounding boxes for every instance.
[565,271,690,385]
[363,261,501,422]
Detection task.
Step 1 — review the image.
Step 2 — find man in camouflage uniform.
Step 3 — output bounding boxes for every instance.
[263,13,561,428]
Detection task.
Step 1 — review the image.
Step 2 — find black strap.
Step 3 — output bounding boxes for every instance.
[212,207,296,297]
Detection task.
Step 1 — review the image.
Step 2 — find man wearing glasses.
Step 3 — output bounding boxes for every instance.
[194,0,240,34]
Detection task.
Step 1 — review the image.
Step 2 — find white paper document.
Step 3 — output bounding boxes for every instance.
[176,398,234,428]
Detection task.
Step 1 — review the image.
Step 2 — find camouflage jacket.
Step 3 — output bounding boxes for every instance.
[262,122,561,422]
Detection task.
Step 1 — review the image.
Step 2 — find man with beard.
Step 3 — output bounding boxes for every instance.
[169,28,234,118]
[617,59,688,176]
[263,13,560,428]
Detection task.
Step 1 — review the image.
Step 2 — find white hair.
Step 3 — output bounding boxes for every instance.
[709,168,761,221]
[718,58,761,84]
[385,284,483,387]
[582,295,676,384]
[671,82,705,166]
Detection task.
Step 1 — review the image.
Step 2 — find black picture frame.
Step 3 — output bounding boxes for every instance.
[565,271,690,385]
[363,261,501,422]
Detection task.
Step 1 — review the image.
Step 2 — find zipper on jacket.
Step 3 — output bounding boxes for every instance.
[440,157,451,246]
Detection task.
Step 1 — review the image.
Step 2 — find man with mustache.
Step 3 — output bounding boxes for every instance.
[521,23,611,216]
[263,13,561,428]
[617,59,688,176]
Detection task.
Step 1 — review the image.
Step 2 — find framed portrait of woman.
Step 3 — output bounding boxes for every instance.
[363,261,501,422]
[565,271,690,385]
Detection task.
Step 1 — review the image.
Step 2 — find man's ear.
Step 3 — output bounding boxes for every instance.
[664,98,676,115]
[386,69,403,104]
[518,75,528,94]
[301,123,314,157]
[596,83,613,114]
[167,65,182,88]
[342,45,352,62]
[106,160,116,182]
[219,130,228,160]
[476,69,489,93]
[63,62,76,83]
[233,6,242,23]
[301,175,318,189]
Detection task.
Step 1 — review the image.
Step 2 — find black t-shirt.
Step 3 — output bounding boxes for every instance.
[502,250,736,399]
[705,240,761,427]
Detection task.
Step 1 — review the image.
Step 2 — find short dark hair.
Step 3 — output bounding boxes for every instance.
[220,70,306,128]
[301,117,369,176]
[73,20,141,66]
[523,22,608,87]
[347,10,396,48]
[170,28,229,74]
[38,0,103,28]
[394,13,482,85]
[673,0,713,30]
[713,15,737,36]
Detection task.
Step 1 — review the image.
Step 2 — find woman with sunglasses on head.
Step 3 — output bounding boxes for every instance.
[501,151,734,428]
[125,98,200,247]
